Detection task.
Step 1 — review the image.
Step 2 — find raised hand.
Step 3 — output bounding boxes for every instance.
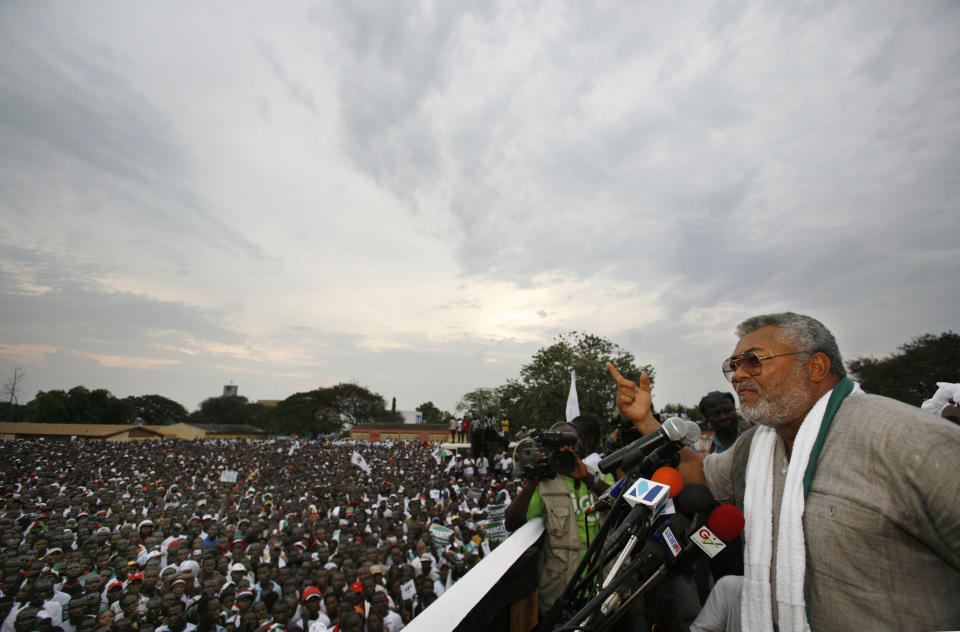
[606,362,653,426]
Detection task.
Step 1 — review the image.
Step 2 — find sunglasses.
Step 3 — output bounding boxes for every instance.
[721,350,810,382]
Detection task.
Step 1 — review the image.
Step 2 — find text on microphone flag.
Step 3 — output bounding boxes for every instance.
[691,526,727,558]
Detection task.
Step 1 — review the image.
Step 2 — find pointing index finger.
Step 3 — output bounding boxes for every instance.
[606,361,633,387]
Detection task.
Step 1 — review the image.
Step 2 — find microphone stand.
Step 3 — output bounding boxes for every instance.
[537,482,633,631]
[541,448,683,632]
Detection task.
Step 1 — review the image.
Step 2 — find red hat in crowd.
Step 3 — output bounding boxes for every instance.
[301,586,323,603]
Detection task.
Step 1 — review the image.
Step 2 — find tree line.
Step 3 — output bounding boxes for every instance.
[0,380,404,436]
[454,331,654,430]
[451,330,960,431]
[2,330,955,435]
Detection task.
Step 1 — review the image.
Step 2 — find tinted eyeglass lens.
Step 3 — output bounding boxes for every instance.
[742,352,763,374]
[722,352,763,380]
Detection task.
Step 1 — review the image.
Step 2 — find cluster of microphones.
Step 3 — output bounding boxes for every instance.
[549,418,746,632]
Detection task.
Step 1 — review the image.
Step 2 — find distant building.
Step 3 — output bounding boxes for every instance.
[0,423,166,442]
[349,423,448,443]
[223,384,239,397]
[400,410,424,424]
[187,423,267,440]
[0,421,266,442]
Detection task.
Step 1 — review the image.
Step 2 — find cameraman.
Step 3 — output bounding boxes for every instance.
[504,422,612,615]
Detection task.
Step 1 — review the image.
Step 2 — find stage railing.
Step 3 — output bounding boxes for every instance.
[404,518,544,632]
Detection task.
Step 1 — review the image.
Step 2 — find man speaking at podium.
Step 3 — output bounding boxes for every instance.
[504,421,612,616]
[609,312,960,631]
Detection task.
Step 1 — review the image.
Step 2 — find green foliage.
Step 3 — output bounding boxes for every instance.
[329,382,398,426]
[23,386,134,424]
[457,331,654,430]
[189,394,261,427]
[8,379,398,435]
[124,394,189,425]
[456,387,499,418]
[847,332,960,406]
[268,382,399,436]
[271,389,336,436]
[518,332,653,428]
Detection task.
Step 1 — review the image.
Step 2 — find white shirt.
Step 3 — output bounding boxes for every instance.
[382,609,404,632]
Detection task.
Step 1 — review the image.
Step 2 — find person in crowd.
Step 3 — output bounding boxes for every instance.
[503,422,612,616]
[0,435,512,632]
[569,415,603,473]
[609,311,960,630]
[692,391,743,455]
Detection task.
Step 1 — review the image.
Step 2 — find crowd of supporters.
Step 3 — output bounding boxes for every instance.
[0,437,519,632]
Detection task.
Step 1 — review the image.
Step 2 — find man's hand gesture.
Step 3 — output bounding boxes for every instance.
[606,362,653,426]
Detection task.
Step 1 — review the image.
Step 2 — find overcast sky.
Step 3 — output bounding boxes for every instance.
[1,1,958,417]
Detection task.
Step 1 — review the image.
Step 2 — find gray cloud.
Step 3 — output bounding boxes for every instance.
[0,5,271,266]
[0,245,243,357]
[0,0,958,413]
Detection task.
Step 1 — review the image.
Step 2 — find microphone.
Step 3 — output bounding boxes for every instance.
[602,476,671,557]
[674,483,714,518]
[599,538,667,616]
[708,504,745,541]
[599,417,700,474]
[650,467,683,498]
[585,477,626,515]
[598,506,746,624]
[680,503,745,565]
[599,514,690,617]
[649,513,691,561]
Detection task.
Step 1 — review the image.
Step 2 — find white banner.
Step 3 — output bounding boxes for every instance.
[566,369,580,422]
[350,451,371,474]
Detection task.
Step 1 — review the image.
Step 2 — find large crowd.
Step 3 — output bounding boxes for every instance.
[0,437,520,632]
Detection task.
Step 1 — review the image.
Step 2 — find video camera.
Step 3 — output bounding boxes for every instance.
[514,428,579,480]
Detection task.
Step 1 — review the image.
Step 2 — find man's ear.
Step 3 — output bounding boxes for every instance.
[806,352,832,382]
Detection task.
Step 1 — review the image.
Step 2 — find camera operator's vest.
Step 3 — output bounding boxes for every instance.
[537,476,584,612]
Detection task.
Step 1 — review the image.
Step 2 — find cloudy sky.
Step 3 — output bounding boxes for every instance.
[1,1,958,416]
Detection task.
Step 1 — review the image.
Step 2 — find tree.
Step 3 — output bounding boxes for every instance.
[3,367,25,405]
[494,380,527,426]
[416,401,447,425]
[847,332,960,407]
[516,331,653,429]
[272,389,337,436]
[456,387,499,419]
[26,389,71,423]
[190,394,260,427]
[1,367,25,421]
[330,383,400,425]
[124,395,189,425]
[456,331,654,430]
[23,386,132,424]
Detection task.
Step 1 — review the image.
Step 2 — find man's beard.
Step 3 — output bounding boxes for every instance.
[737,361,812,428]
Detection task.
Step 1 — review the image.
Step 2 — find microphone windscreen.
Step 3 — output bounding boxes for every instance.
[666,513,690,534]
[707,504,745,542]
[675,483,714,517]
[651,467,684,498]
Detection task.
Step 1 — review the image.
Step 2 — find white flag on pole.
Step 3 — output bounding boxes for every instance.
[566,370,580,422]
[350,451,371,474]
